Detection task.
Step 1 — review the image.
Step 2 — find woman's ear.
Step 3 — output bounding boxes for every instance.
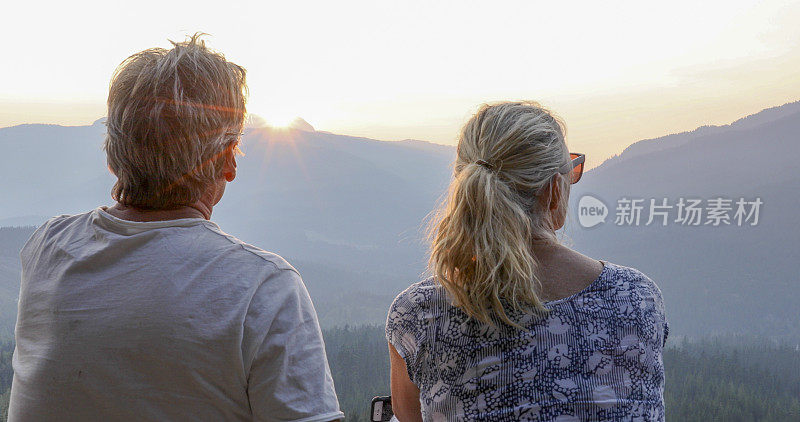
[548,173,562,211]
[550,174,568,230]
[535,173,563,230]
[537,174,556,210]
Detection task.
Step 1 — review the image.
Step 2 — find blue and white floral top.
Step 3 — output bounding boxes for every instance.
[385,261,668,421]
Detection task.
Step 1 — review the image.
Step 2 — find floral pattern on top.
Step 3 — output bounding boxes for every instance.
[385,261,669,421]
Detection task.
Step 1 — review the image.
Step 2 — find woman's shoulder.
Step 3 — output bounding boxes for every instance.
[605,261,670,345]
[387,276,444,315]
[385,277,447,363]
[385,277,452,337]
[602,261,665,303]
[597,261,668,343]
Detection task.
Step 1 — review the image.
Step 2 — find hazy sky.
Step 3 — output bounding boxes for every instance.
[2,0,799,168]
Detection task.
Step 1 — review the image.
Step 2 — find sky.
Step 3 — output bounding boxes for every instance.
[2,0,799,169]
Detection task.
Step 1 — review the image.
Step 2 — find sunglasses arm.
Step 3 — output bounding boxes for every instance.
[558,153,585,173]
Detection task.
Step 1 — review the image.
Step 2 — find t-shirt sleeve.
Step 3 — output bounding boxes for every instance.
[385,284,426,384]
[19,216,59,269]
[244,268,344,422]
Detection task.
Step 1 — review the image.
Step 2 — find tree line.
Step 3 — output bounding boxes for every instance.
[1,327,798,421]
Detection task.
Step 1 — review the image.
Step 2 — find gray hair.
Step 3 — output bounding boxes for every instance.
[104,33,247,209]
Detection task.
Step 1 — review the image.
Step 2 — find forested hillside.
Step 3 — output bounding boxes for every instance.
[0,338,12,420]
[0,227,33,338]
[665,337,800,421]
[2,327,798,421]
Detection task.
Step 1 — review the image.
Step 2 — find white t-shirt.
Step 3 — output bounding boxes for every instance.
[9,207,344,422]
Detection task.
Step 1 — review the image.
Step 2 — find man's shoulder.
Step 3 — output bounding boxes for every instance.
[198,222,299,275]
[20,211,92,256]
[37,210,93,233]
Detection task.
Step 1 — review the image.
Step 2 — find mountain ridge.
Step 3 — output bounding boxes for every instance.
[1,101,798,338]
[594,99,800,172]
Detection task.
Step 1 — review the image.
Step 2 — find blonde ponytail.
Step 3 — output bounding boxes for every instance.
[428,101,570,327]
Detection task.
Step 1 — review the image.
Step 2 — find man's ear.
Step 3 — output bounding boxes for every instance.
[222,146,237,182]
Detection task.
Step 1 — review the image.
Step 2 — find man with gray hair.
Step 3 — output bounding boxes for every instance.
[9,35,344,421]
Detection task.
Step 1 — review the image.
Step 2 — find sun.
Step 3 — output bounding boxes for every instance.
[265,113,297,129]
[246,109,298,129]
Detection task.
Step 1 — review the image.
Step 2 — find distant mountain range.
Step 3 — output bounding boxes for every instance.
[567,100,799,339]
[1,101,798,339]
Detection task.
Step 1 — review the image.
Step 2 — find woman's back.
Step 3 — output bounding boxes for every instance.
[386,261,669,421]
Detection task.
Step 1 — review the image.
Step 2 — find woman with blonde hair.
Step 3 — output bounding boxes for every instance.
[385,101,668,421]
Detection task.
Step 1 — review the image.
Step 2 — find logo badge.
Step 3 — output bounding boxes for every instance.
[578,195,608,228]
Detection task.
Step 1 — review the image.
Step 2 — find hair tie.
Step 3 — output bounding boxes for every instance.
[475,159,495,171]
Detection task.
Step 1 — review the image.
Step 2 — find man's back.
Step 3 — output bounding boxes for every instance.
[9,207,343,421]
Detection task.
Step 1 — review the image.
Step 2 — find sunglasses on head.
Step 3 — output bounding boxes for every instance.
[558,152,585,184]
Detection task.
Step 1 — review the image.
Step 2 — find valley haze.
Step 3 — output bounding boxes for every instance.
[1,101,798,342]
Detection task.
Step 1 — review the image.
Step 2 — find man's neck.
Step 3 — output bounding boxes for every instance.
[105,202,212,222]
